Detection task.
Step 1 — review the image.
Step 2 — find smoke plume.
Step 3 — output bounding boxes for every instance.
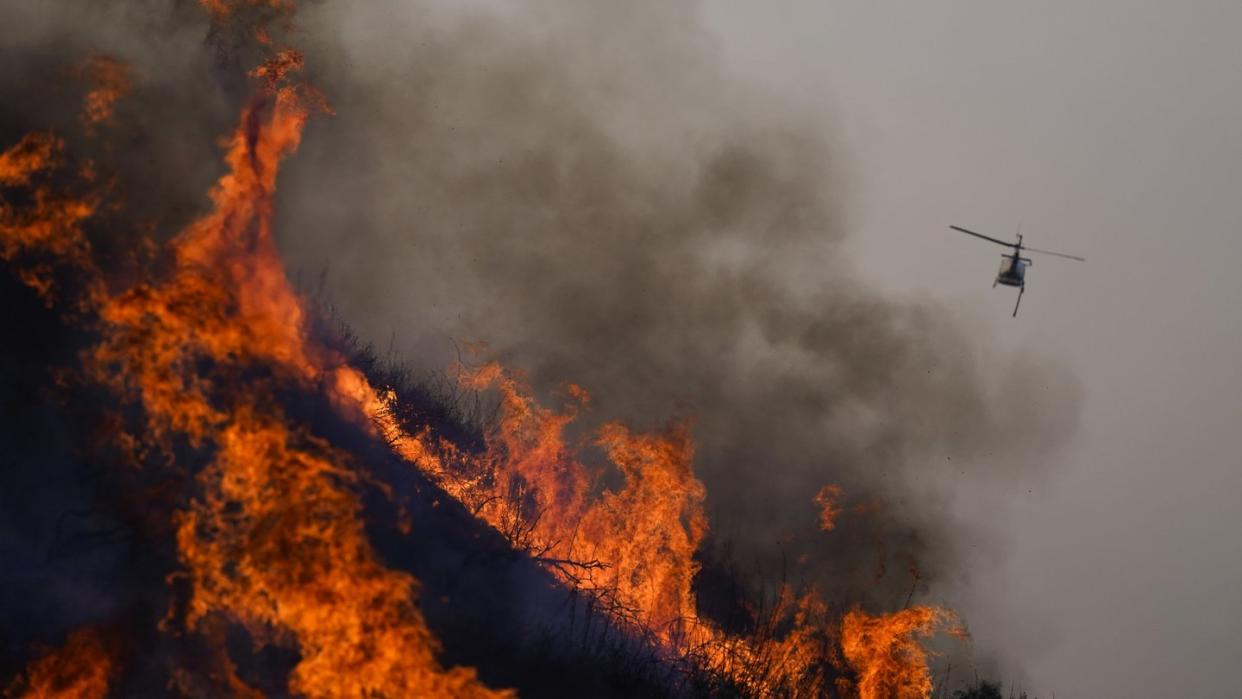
[278,0,1081,603]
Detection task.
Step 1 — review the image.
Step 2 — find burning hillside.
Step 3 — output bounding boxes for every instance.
[0,1,1078,697]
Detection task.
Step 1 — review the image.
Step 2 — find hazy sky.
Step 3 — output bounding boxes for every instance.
[700,2,1242,696]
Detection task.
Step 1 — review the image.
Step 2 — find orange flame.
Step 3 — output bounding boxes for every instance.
[442,364,706,641]
[176,407,506,698]
[0,133,59,186]
[814,484,844,532]
[0,54,124,302]
[0,133,97,305]
[199,0,295,21]
[78,56,130,129]
[580,421,706,634]
[4,628,115,699]
[839,606,950,699]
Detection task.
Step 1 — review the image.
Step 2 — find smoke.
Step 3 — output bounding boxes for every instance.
[273,0,1081,604]
[0,0,1081,682]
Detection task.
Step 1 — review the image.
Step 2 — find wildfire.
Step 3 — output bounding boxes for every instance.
[1,5,506,695]
[91,50,507,696]
[439,364,706,640]
[0,133,59,186]
[0,1,970,695]
[0,132,97,305]
[839,606,951,699]
[3,628,115,699]
[176,407,505,698]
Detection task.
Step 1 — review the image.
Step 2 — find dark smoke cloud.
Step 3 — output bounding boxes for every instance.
[0,0,1081,672]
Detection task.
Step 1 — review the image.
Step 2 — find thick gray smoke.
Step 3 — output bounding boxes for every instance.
[0,0,1080,671]
[277,0,1080,607]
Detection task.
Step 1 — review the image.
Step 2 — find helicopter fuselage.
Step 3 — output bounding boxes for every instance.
[996,254,1029,287]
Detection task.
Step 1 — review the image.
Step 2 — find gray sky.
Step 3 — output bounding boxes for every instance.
[700,2,1242,696]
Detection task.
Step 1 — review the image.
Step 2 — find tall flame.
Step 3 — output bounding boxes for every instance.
[839,606,949,699]
[89,55,508,696]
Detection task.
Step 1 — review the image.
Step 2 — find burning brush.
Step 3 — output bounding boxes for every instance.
[0,2,969,697]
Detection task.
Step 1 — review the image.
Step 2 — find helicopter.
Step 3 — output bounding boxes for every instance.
[950,225,1084,316]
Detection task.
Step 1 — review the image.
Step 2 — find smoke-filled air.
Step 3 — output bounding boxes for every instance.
[0,1,1079,697]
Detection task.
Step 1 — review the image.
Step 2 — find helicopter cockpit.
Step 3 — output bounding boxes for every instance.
[996,256,1027,287]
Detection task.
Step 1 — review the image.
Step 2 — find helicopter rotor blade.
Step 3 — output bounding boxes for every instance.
[949,225,1015,247]
[1023,245,1085,262]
